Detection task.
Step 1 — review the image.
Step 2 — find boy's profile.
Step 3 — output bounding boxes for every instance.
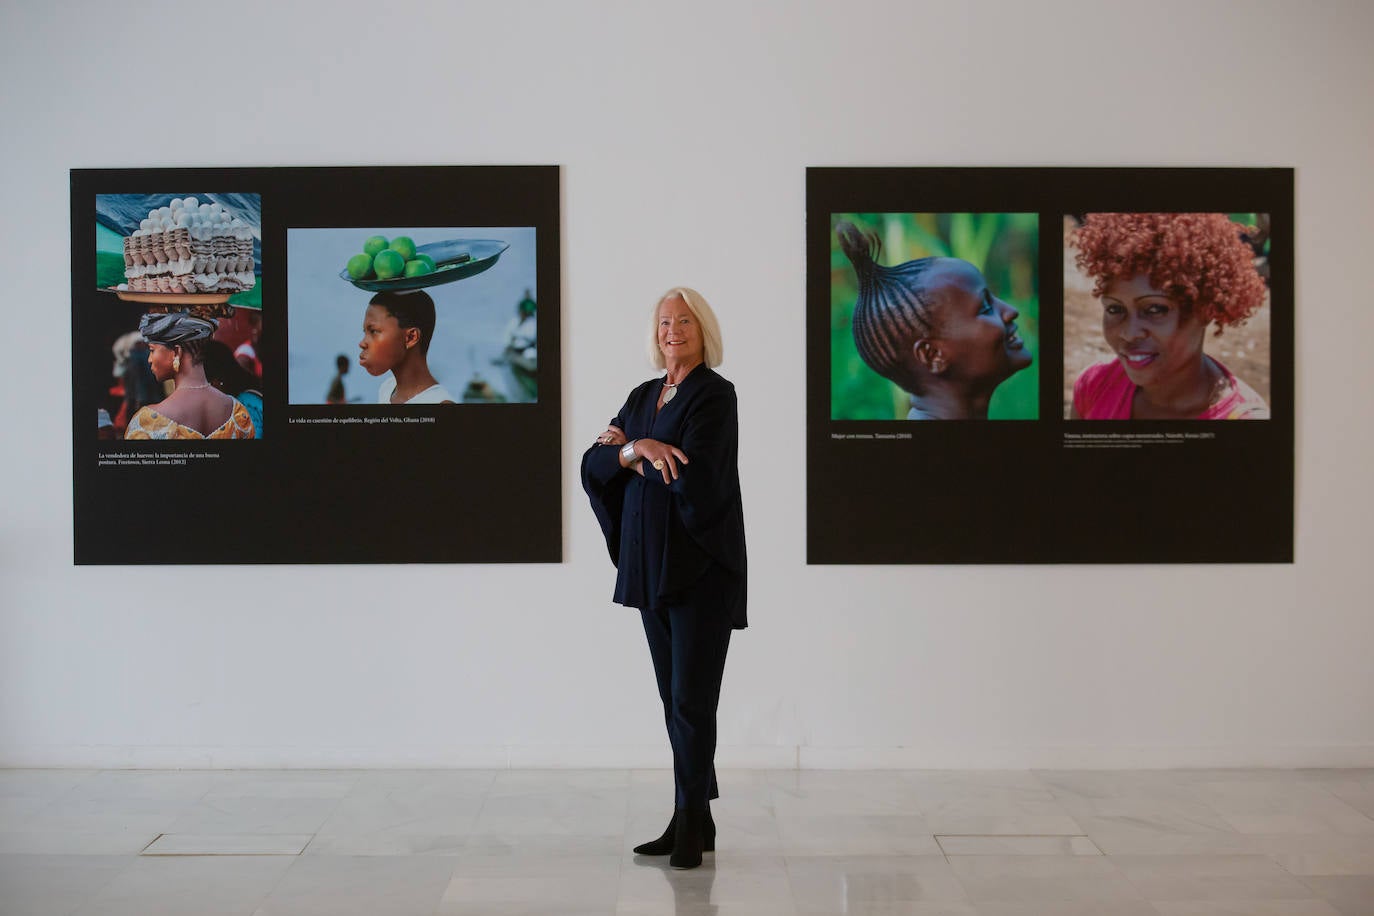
[357,290,456,405]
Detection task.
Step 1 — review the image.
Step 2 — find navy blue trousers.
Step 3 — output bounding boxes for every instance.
[640,568,734,809]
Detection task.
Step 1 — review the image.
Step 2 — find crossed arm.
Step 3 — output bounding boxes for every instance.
[593,424,689,484]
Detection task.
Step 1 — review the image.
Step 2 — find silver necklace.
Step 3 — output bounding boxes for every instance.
[662,378,680,402]
[177,381,213,390]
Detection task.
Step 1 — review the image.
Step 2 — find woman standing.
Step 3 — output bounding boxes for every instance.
[125,313,256,440]
[581,288,747,870]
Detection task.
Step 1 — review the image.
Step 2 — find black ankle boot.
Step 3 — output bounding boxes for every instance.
[669,806,705,869]
[632,811,676,856]
[633,807,715,856]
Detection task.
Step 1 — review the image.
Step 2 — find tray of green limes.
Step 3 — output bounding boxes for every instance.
[339,236,511,293]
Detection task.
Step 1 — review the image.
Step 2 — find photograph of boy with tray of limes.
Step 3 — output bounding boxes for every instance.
[287,226,537,406]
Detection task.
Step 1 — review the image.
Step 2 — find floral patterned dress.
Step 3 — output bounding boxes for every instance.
[125,399,256,439]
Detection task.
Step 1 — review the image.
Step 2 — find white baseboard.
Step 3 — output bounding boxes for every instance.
[798,745,1374,770]
[0,744,795,770]
[3,744,1372,770]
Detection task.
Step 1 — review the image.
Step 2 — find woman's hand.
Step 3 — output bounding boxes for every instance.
[595,424,627,447]
[633,438,689,484]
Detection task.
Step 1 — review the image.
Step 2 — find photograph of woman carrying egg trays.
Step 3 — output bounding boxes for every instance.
[92,193,264,441]
[287,226,537,407]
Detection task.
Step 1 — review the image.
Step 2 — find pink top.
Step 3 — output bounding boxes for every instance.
[1073,357,1269,420]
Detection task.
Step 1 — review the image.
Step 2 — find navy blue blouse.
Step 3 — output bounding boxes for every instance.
[581,364,747,628]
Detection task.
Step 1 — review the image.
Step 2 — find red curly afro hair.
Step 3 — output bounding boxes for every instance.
[1072,213,1266,333]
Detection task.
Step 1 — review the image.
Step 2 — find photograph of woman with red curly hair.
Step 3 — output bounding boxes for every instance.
[1065,212,1270,420]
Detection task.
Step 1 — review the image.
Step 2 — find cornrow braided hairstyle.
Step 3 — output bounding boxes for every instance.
[836,220,937,390]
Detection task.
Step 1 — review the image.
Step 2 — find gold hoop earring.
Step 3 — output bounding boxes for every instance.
[173,353,181,373]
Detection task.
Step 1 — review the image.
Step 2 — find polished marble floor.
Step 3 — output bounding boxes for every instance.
[2,767,1373,915]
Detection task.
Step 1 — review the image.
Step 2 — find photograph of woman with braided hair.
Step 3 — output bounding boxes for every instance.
[831,213,1038,420]
[1065,212,1271,420]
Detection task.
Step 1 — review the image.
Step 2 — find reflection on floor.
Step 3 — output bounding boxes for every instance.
[2,767,1373,915]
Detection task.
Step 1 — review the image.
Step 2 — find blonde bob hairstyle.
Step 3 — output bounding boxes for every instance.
[647,287,724,370]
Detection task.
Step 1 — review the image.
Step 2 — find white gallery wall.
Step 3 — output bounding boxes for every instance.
[2,0,1372,769]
